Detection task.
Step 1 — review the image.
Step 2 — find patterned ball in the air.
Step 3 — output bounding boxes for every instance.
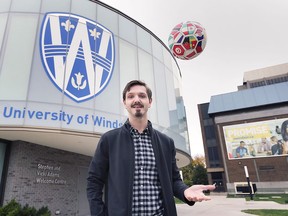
[168,21,207,60]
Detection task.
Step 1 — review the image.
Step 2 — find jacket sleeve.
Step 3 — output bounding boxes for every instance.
[87,135,109,216]
[170,139,195,206]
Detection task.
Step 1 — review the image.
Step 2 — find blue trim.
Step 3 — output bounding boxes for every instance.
[208,82,288,114]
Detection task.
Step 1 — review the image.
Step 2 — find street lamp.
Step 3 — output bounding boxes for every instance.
[244,166,253,200]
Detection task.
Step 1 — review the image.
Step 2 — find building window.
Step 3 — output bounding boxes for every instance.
[208,146,219,162]
[204,125,216,139]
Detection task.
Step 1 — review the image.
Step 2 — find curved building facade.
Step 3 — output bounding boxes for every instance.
[0,0,191,214]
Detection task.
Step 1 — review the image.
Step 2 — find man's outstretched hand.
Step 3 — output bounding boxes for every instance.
[184,184,216,202]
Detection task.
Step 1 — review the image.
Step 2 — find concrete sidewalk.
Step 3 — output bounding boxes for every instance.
[176,194,288,216]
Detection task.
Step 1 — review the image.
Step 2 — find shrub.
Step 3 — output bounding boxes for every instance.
[0,199,21,216]
[36,207,51,216]
[20,204,37,216]
[0,199,51,216]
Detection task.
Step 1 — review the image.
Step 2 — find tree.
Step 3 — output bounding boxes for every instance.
[191,154,206,167]
[191,164,208,185]
[180,155,208,186]
[181,163,194,186]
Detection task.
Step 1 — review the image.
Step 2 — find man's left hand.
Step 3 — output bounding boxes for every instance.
[184,184,216,202]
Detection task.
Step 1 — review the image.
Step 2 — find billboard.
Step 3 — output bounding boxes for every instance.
[223,118,288,159]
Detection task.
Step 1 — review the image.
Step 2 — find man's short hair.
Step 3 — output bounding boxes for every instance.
[122,80,152,101]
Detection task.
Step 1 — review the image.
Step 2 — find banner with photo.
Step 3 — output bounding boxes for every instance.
[223,118,288,160]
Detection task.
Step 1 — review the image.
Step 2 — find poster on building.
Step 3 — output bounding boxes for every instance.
[223,118,288,160]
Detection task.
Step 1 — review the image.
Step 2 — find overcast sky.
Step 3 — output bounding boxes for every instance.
[101,0,288,156]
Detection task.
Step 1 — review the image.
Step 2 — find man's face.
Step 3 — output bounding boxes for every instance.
[123,85,152,118]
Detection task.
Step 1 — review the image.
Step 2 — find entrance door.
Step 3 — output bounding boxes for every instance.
[0,141,8,206]
[78,166,90,216]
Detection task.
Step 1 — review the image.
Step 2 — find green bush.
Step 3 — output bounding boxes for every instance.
[20,204,37,216]
[36,207,51,216]
[0,199,21,216]
[0,199,51,216]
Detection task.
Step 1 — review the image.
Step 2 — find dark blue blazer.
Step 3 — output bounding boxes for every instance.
[87,121,194,216]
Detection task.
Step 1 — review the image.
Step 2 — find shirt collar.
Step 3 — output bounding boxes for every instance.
[125,119,150,136]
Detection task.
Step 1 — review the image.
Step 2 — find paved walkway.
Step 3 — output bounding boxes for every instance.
[176,194,288,216]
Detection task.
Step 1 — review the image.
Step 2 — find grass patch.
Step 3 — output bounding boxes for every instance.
[245,194,288,204]
[242,209,288,216]
[227,194,288,204]
[174,197,184,204]
[227,194,288,215]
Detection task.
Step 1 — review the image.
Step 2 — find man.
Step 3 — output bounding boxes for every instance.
[281,120,288,154]
[270,136,283,155]
[235,141,248,158]
[87,80,215,216]
[257,138,271,153]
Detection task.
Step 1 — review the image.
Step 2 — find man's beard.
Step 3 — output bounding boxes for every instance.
[134,109,143,118]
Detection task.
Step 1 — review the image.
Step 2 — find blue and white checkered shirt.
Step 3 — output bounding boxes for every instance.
[130,125,164,216]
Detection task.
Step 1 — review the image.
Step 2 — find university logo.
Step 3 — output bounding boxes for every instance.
[40,13,115,102]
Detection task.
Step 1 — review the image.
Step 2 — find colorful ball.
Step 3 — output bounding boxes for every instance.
[168,21,207,60]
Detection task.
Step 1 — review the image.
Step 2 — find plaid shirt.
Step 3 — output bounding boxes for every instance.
[130,125,164,216]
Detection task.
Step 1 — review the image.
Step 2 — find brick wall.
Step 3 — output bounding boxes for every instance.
[225,156,288,183]
[3,140,92,215]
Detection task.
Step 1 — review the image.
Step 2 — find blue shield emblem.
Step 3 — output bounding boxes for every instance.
[40,13,115,103]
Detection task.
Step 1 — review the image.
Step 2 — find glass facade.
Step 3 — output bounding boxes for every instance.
[199,103,221,167]
[0,140,8,205]
[198,103,225,191]
[0,0,190,156]
[0,142,6,184]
